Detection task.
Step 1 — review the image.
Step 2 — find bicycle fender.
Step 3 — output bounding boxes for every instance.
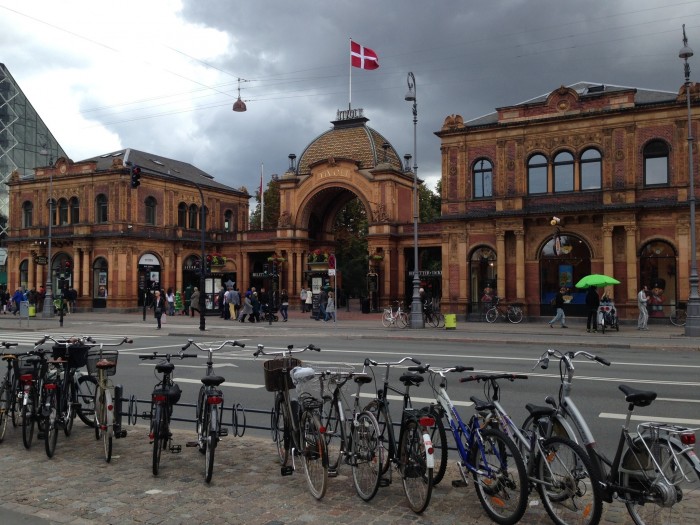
[105,390,113,428]
[423,432,435,469]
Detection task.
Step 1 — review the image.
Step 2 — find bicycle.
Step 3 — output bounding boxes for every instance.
[413,364,528,525]
[87,337,132,462]
[138,349,198,476]
[669,307,687,327]
[0,341,20,442]
[485,296,524,324]
[530,348,700,525]
[181,339,246,483]
[8,345,50,449]
[254,343,328,499]
[464,372,602,525]
[423,302,445,328]
[318,364,383,501]
[382,301,408,328]
[363,356,439,514]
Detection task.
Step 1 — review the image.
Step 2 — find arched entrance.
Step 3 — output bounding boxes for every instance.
[469,246,497,316]
[92,257,108,308]
[640,240,678,318]
[137,252,161,307]
[539,233,592,316]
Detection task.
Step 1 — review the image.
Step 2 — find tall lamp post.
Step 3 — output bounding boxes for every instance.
[680,25,700,336]
[405,72,424,329]
[197,185,206,331]
[40,147,54,318]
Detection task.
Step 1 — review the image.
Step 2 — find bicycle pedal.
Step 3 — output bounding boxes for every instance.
[218,428,228,437]
[452,479,469,488]
[116,430,127,438]
[185,441,199,447]
[170,445,182,453]
[378,477,391,487]
[280,466,294,476]
[328,468,338,478]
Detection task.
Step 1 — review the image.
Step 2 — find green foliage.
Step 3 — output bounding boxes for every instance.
[333,200,368,298]
[418,182,441,223]
[250,176,281,230]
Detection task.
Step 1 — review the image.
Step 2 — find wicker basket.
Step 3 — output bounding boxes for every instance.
[86,349,119,377]
[52,344,90,369]
[263,357,301,392]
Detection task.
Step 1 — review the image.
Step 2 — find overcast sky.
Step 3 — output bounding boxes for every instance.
[2,0,699,194]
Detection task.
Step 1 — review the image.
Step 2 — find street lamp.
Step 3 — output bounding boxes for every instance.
[198,186,206,331]
[680,25,700,336]
[40,146,54,318]
[405,72,424,329]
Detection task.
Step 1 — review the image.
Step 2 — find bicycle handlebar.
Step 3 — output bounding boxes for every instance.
[0,341,18,349]
[139,352,198,360]
[252,343,320,358]
[363,356,421,367]
[534,348,611,371]
[459,373,528,383]
[181,339,246,352]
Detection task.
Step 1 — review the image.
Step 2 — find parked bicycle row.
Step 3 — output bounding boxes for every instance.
[1,335,699,525]
[382,300,446,328]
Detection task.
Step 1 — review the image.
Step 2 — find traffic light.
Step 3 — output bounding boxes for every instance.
[205,254,212,275]
[130,165,142,189]
[64,260,71,272]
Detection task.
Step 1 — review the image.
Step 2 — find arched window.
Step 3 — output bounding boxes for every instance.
[22,201,32,228]
[188,204,198,229]
[96,194,108,224]
[145,196,157,225]
[224,210,233,232]
[177,202,187,228]
[69,197,79,224]
[540,234,592,311]
[553,151,574,192]
[93,257,109,303]
[58,198,69,225]
[48,198,57,226]
[644,140,669,186]
[580,148,602,190]
[528,154,548,194]
[472,159,493,198]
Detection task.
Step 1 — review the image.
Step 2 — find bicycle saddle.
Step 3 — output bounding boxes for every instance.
[155,362,175,374]
[96,359,116,369]
[525,403,556,418]
[399,373,424,387]
[201,375,225,387]
[470,396,495,412]
[619,384,657,407]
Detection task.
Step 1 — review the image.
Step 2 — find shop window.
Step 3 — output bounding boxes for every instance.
[528,154,548,194]
[473,159,493,198]
[644,140,669,186]
[580,148,602,190]
[553,151,574,192]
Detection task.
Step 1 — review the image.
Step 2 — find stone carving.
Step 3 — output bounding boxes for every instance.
[442,114,464,131]
[278,211,292,227]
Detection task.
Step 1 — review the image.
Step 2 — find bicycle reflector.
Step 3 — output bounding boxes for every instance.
[207,396,223,405]
[681,432,696,445]
[152,394,167,403]
[419,416,435,427]
[19,374,33,384]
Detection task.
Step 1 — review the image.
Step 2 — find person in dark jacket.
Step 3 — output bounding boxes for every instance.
[548,287,568,328]
[585,286,600,333]
[152,290,165,329]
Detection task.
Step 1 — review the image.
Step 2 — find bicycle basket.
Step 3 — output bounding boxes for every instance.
[263,357,302,392]
[86,349,119,376]
[292,367,322,409]
[52,343,90,368]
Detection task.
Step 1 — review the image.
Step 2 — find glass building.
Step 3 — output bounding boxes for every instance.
[0,63,67,284]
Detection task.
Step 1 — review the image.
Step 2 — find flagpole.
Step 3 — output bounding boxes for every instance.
[349,37,352,110]
[260,162,264,230]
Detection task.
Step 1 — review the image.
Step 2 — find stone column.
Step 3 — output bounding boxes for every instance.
[625,225,638,301]
[496,232,506,298]
[602,226,614,278]
[28,258,35,290]
[175,251,183,293]
[81,248,90,298]
[515,230,525,301]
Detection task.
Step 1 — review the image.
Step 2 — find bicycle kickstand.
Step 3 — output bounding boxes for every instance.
[451,463,470,488]
[280,448,296,476]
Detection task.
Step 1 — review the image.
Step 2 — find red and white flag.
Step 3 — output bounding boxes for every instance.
[351,40,379,70]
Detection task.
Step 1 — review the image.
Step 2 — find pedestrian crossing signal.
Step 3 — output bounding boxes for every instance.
[130,165,142,188]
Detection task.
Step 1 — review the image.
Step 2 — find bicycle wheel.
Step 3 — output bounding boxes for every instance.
[536,436,602,525]
[94,387,103,440]
[427,406,448,486]
[400,418,433,513]
[470,427,528,525]
[21,388,36,449]
[271,393,289,465]
[196,386,207,454]
[622,438,700,525]
[351,410,382,501]
[0,379,9,442]
[63,377,75,437]
[507,306,523,324]
[381,310,392,327]
[300,409,328,500]
[398,312,409,328]
[486,307,499,323]
[44,388,58,458]
[100,389,113,462]
[151,404,163,475]
[670,308,687,327]
[204,405,217,483]
[322,397,345,474]
[76,374,97,427]
[363,400,391,476]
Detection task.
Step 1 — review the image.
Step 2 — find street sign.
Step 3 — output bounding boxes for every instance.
[328,269,336,276]
[35,256,48,265]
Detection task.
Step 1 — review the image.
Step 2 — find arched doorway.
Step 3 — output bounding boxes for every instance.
[640,240,677,318]
[539,233,592,316]
[137,252,161,307]
[92,257,108,308]
[469,246,497,316]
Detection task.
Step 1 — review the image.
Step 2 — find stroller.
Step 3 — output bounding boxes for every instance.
[597,301,619,333]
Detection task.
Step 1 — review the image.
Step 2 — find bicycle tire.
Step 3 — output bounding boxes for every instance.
[0,380,9,442]
[322,397,345,474]
[507,307,523,324]
[76,374,97,427]
[670,308,687,327]
[363,399,391,476]
[94,387,103,440]
[536,436,602,525]
[204,405,217,483]
[400,418,433,513]
[151,404,163,475]
[470,427,528,525]
[427,406,448,486]
[44,388,58,458]
[196,386,207,455]
[11,376,21,428]
[351,410,382,501]
[63,377,75,437]
[398,312,409,328]
[101,389,113,462]
[622,437,700,525]
[21,389,36,449]
[300,409,328,500]
[381,311,392,328]
[485,307,499,323]
[271,393,288,465]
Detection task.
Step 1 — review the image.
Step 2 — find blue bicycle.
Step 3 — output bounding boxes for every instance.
[415,365,528,525]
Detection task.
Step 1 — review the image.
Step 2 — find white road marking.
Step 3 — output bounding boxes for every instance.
[175,377,264,389]
[599,413,700,426]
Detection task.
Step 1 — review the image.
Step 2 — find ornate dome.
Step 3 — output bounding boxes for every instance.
[296,114,403,175]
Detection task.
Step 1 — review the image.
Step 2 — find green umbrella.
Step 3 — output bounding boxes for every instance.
[575,274,620,289]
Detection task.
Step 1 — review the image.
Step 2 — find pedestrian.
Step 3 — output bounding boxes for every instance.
[184,284,193,315]
[300,287,307,313]
[324,291,336,322]
[218,287,226,318]
[152,290,165,329]
[229,287,240,321]
[280,289,289,321]
[11,288,23,315]
[251,292,261,322]
[305,289,313,315]
[238,291,254,322]
[68,287,78,313]
[166,287,175,316]
[548,287,568,328]
[190,287,200,317]
[316,288,328,321]
[637,285,649,330]
[585,286,600,333]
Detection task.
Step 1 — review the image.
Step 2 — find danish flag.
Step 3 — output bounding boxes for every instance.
[351,40,379,70]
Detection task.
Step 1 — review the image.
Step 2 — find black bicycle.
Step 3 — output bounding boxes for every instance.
[138,350,197,475]
[0,341,20,442]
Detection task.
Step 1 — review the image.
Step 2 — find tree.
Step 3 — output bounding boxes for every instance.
[418,182,441,223]
[250,176,281,230]
[333,199,369,299]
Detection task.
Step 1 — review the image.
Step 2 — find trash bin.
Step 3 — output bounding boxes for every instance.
[361,297,371,314]
[19,301,29,318]
[444,313,456,330]
[28,305,36,317]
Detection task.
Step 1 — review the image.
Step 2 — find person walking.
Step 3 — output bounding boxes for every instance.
[300,287,307,313]
[637,285,650,330]
[251,292,261,322]
[238,291,253,322]
[585,286,600,333]
[152,290,165,329]
[190,287,200,317]
[280,289,289,321]
[166,287,175,316]
[229,287,240,321]
[315,288,328,321]
[324,291,336,322]
[305,289,313,316]
[548,287,568,328]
